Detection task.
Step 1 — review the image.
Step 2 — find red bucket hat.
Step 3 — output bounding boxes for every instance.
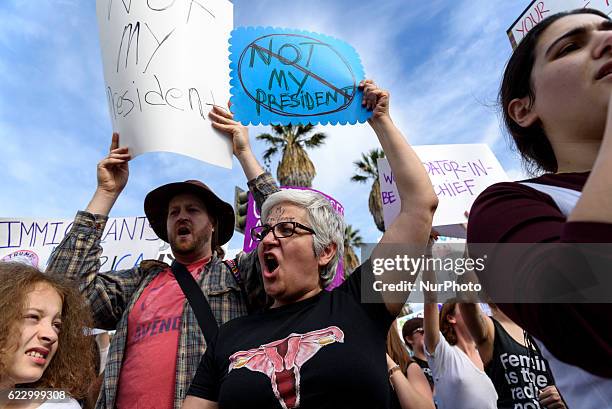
[144,180,235,245]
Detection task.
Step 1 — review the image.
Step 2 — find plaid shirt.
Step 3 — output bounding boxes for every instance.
[46,172,279,409]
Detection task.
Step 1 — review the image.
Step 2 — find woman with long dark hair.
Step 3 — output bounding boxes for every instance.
[467,8,612,408]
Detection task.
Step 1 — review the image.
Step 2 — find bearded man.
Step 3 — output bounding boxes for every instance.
[47,107,278,409]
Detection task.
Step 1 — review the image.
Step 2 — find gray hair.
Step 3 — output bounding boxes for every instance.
[261,189,345,287]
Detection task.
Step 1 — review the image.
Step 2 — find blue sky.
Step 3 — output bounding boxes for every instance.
[0,0,533,249]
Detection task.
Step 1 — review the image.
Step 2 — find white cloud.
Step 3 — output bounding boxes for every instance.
[226,0,535,243]
[0,0,536,247]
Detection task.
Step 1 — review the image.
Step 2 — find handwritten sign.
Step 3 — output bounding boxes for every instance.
[229,27,370,126]
[378,144,508,238]
[507,0,612,48]
[242,186,346,289]
[96,0,234,168]
[0,217,161,271]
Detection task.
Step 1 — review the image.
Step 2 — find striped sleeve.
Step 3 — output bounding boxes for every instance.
[46,211,147,329]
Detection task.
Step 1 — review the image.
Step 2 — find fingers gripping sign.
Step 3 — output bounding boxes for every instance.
[97,132,131,198]
[359,80,390,124]
[208,105,252,157]
[207,103,265,180]
[87,133,132,216]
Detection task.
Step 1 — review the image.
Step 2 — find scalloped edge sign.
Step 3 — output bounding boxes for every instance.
[229,27,371,126]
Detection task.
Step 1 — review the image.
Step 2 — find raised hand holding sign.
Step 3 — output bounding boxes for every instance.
[96,0,234,168]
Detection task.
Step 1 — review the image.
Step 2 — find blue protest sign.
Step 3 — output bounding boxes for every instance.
[229,27,371,126]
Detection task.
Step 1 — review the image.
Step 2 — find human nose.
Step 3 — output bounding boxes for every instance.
[38,321,58,344]
[175,208,190,221]
[593,30,612,59]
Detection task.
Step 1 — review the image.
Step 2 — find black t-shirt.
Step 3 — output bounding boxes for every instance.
[188,261,395,409]
[412,357,434,391]
[485,318,555,409]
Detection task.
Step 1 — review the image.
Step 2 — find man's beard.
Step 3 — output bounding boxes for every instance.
[169,228,212,256]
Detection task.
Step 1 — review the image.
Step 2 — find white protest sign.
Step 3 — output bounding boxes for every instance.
[96,0,234,168]
[507,0,612,48]
[0,217,162,271]
[378,144,508,238]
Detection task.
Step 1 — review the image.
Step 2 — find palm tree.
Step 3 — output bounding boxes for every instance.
[257,124,327,187]
[343,224,363,276]
[351,148,385,232]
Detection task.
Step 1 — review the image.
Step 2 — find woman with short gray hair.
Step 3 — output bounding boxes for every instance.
[260,188,345,289]
[183,80,438,409]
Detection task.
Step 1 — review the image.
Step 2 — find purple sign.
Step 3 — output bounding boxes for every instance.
[243,186,346,290]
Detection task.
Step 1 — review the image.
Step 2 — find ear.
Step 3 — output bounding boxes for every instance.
[508,96,539,128]
[317,243,337,268]
[447,315,457,325]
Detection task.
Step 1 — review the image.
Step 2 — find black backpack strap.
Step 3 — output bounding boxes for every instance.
[171,260,218,344]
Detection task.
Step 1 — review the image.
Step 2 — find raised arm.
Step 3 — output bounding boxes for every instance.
[387,354,435,409]
[423,303,440,356]
[46,133,146,329]
[209,106,278,311]
[363,80,438,315]
[458,303,495,365]
[364,81,438,244]
[208,105,280,208]
[422,250,440,354]
[209,106,264,181]
[86,132,131,216]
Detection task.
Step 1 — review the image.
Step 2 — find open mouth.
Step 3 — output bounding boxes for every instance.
[25,348,48,364]
[264,253,279,273]
[177,226,191,236]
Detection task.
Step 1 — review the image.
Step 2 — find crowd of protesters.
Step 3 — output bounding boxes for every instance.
[2,7,612,409]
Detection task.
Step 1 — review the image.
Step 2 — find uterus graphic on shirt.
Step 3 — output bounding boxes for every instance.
[228,326,345,409]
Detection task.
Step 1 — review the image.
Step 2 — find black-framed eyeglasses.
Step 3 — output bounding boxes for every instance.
[250,221,316,241]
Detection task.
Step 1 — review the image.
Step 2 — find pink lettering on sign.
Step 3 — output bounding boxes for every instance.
[515,1,551,39]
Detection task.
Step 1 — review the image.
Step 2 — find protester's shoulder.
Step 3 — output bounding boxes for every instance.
[468,177,563,243]
[336,258,368,290]
[139,259,168,272]
[426,332,454,365]
[38,397,81,408]
[473,172,587,206]
[217,309,260,335]
[208,256,244,288]
[473,178,552,206]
